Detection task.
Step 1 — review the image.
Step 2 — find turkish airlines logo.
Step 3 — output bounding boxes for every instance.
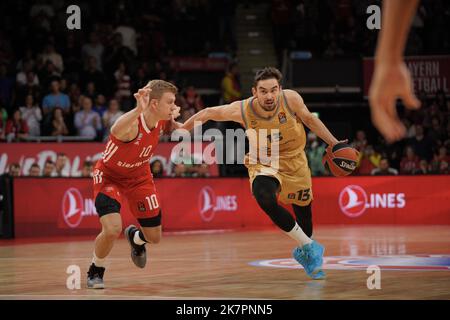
[339,185,406,218]
[61,188,98,228]
[339,185,368,217]
[62,188,84,228]
[198,186,238,222]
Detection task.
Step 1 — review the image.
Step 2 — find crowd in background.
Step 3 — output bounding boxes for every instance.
[272,0,450,62]
[0,0,238,143]
[306,90,450,176]
[0,0,449,177]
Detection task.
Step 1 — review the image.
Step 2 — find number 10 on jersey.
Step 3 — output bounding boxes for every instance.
[139,146,152,158]
[146,194,159,210]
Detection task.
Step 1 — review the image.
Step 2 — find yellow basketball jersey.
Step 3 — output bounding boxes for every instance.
[240,90,308,175]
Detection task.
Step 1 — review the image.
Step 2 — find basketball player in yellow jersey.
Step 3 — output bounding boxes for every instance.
[182,67,345,279]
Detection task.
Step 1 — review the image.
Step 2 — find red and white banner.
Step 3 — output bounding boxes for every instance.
[363,55,450,96]
[12,176,450,237]
[169,57,228,71]
[0,142,219,177]
[311,176,450,225]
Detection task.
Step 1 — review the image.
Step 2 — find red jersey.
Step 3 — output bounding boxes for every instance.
[95,113,168,181]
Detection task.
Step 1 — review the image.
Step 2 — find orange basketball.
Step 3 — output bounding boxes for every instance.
[322,142,359,177]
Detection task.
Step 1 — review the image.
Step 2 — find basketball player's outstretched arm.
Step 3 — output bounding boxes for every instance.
[110,88,149,142]
[369,0,421,143]
[180,101,244,131]
[285,89,341,146]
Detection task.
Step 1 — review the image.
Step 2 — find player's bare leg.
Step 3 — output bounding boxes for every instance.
[124,219,161,268]
[94,213,123,259]
[87,213,122,289]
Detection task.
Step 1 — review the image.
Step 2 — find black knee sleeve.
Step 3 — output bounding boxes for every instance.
[252,176,279,212]
[252,176,295,232]
[137,210,162,228]
[292,203,313,237]
[95,192,121,217]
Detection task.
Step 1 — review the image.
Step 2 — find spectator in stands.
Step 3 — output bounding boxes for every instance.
[400,146,420,174]
[409,124,433,161]
[427,117,447,143]
[5,109,29,142]
[8,163,21,177]
[435,90,448,111]
[81,32,104,70]
[355,145,377,175]
[192,163,210,178]
[351,130,368,152]
[80,56,106,95]
[413,159,430,175]
[19,94,42,137]
[28,163,41,177]
[84,82,98,103]
[67,84,81,107]
[61,33,82,77]
[55,153,69,177]
[102,98,123,140]
[132,67,148,94]
[74,97,101,139]
[221,63,241,104]
[103,32,135,75]
[16,60,39,86]
[150,159,164,178]
[371,158,398,176]
[39,43,64,73]
[114,62,132,102]
[181,86,204,113]
[306,132,326,176]
[0,103,7,123]
[81,160,94,177]
[402,118,416,138]
[115,17,138,55]
[42,80,70,115]
[172,163,187,177]
[39,60,61,90]
[94,94,107,118]
[15,71,42,107]
[15,49,35,74]
[430,146,449,173]
[51,107,69,136]
[42,160,55,177]
[439,160,449,174]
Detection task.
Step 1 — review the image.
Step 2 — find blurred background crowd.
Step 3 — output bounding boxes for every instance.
[0,0,449,177]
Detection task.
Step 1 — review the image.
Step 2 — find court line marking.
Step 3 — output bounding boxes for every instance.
[0,294,265,300]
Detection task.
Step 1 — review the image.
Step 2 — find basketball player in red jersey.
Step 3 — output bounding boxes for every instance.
[87,80,181,289]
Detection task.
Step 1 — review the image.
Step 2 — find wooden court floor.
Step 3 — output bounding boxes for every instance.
[0,226,449,300]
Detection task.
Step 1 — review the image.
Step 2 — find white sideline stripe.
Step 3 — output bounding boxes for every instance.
[0,294,262,300]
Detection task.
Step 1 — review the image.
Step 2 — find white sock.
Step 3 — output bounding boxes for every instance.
[92,252,105,267]
[133,230,146,246]
[286,222,313,246]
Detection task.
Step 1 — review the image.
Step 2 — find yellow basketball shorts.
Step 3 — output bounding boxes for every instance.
[246,163,313,206]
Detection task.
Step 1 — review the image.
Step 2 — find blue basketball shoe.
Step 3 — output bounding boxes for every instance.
[292,241,326,280]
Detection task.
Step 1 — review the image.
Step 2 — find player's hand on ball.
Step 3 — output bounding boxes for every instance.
[327,139,349,153]
[369,61,421,143]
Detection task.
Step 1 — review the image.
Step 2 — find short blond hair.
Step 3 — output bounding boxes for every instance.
[146,80,178,99]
